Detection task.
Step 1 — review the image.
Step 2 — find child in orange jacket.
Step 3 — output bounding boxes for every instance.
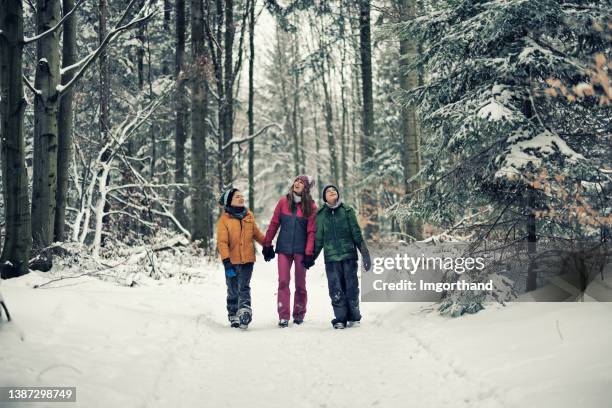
[216,188,265,330]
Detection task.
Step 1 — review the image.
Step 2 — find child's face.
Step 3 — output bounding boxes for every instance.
[293,180,305,194]
[325,188,338,204]
[230,191,245,207]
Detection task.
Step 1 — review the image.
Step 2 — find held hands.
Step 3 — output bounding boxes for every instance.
[262,246,275,262]
[223,259,236,278]
[301,254,315,270]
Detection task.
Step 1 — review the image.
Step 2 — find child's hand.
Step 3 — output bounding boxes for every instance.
[223,258,236,277]
[262,246,275,262]
[301,255,315,269]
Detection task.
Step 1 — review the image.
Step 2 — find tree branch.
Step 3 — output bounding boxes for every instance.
[23,0,87,45]
[22,74,40,95]
[58,0,156,95]
[221,123,281,150]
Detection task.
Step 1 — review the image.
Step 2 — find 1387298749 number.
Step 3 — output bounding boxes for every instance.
[0,387,77,402]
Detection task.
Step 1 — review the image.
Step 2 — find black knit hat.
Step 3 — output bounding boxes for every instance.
[218,188,238,207]
[321,184,339,202]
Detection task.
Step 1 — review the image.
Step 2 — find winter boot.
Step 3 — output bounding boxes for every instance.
[237,307,252,330]
[229,315,240,328]
[331,319,346,329]
[278,319,289,328]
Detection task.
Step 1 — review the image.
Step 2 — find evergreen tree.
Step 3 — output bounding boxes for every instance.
[390,0,610,241]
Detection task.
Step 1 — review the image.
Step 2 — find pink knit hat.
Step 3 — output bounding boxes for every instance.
[294,175,315,193]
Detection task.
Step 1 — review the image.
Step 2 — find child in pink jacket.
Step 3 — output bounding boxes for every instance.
[263,175,317,328]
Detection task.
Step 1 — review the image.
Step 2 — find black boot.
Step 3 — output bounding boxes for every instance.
[331,318,346,329]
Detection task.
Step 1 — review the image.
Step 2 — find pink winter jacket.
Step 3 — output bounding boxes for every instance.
[263,196,317,256]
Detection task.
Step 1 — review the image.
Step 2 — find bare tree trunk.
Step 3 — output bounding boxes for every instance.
[275,26,299,176]
[55,0,78,242]
[214,0,225,191]
[399,0,422,240]
[223,0,234,184]
[358,0,377,239]
[191,0,210,244]
[174,0,188,226]
[299,114,305,167]
[351,54,360,166]
[526,190,538,292]
[136,0,146,89]
[523,97,538,292]
[247,0,255,210]
[349,0,362,198]
[91,164,110,258]
[291,23,302,175]
[0,0,32,277]
[146,29,156,179]
[98,0,113,243]
[309,86,322,190]
[320,64,339,185]
[339,27,348,192]
[162,0,171,74]
[99,0,110,146]
[32,0,61,251]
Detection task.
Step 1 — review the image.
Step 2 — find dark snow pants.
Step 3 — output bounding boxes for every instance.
[324,259,361,323]
[226,263,253,320]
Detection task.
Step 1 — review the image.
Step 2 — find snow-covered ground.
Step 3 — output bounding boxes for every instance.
[1,258,611,408]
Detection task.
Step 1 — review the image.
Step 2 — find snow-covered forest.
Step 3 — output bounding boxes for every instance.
[0,0,610,276]
[1,0,611,406]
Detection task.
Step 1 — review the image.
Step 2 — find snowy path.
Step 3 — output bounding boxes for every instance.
[1,259,611,408]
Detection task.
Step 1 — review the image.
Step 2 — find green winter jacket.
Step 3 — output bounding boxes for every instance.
[313,202,364,263]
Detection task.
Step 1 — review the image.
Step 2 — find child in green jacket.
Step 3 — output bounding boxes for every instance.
[313,184,371,329]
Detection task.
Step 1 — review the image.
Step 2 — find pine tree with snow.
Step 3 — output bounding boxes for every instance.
[389,0,610,241]
[388,0,610,312]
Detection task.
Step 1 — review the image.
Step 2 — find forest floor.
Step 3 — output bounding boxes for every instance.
[1,254,611,408]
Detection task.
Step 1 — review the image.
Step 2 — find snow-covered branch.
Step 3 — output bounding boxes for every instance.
[22,75,40,95]
[106,182,187,194]
[221,123,281,150]
[116,155,191,238]
[23,0,86,45]
[58,0,157,95]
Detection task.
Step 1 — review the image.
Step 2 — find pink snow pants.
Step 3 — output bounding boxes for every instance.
[277,253,307,320]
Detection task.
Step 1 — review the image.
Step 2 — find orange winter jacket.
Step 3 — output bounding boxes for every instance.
[216,210,265,265]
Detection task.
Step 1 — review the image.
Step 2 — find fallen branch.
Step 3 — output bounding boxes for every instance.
[0,290,11,322]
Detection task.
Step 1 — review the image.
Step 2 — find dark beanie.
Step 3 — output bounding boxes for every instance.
[218,188,238,207]
[321,184,339,202]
